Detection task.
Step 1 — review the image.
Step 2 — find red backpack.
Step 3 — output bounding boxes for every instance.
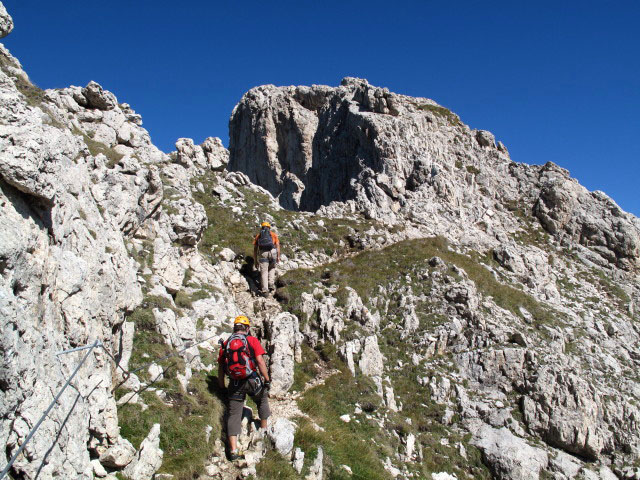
[224,333,257,380]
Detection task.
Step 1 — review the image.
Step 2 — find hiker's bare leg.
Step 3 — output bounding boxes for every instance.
[259,252,269,293]
[260,419,267,429]
[229,435,238,451]
[268,260,276,291]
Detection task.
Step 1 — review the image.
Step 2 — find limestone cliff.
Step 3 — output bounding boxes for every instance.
[229,77,639,272]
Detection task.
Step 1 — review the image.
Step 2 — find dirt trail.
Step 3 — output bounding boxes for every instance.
[200,272,340,479]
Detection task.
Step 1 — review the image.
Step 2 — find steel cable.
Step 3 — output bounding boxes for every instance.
[0,340,101,480]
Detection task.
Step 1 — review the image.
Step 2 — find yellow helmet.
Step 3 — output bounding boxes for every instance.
[234,315,250,326]
[261,221,271,228]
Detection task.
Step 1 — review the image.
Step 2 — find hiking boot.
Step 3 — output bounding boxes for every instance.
[229,449,242,461]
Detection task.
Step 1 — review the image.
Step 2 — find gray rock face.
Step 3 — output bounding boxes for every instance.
[522,367,614,460]
[471,423,548,480]
[175,136,228,171]
[533,162,640,270]
[229,77,490,214]
[0,40,168,478]
[0,2,12,39]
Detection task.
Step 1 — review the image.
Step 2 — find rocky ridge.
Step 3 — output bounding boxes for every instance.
[229,77,639,273]
[2,3,640,480]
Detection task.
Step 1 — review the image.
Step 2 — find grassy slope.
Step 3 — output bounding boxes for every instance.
[269,235,576,478]
[279,236,561,330]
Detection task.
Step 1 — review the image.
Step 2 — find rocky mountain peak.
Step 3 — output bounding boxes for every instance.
[228,78,639,272]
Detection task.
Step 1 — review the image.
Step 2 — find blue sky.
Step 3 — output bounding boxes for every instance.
[3,0,639,216]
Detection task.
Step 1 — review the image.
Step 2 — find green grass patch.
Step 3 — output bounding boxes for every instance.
[82,133,124,168]
[198,347,217,367]
[292,343,322,392]
[192,174,264,260]
[255,450,299,480]
[466,165,480,175]
[415,103,462,126]
[174,290,193,309]
[587,269,630,311]
[130,240,155,273]
[296,360,391,479]
[502,199,529,221]
[377,336,490,478]
[127,329,178,381]
[118,372,224,480]
[557,275,579,295]
[192,171,387,264]
[127,306,156,331]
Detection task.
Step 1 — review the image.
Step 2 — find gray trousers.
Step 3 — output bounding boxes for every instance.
[258,248,277,293]
[226,377,271,436]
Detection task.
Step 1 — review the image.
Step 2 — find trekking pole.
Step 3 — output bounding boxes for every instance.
[0,340,101,480]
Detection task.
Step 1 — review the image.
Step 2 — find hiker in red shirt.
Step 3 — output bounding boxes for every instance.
[217,315,271,460]
[253,221,280,296]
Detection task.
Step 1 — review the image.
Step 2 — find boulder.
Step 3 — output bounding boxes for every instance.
[359,335,384,377]
[166,198,207,245]
[471,424,548,479]
[292,448,305,474]
[267,418,295,456]
[475,130,496,148]
[0,1,13,38]
[219,248,236,262]
[123,424,163,480]
[99,438,136,468]
[82,81,118,110]
[264,312,302,394]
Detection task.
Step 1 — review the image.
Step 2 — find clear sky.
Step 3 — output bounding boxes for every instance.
[3,1,639,216]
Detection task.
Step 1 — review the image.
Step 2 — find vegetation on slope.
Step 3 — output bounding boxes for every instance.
[192,171,391,262]
[279,236,561,329]
[118,292,224,479]
[0,50,47,107]
[286,341,491,479]
[414,102,462,126]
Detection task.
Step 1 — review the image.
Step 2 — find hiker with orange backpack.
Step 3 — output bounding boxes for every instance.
[253,221,280,296]
[217,315,271,460]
